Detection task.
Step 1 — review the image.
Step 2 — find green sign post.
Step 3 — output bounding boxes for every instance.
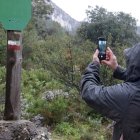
[0,0,31,30]
[0,0,31,120]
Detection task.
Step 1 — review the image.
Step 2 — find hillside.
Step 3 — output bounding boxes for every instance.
[44,0,81,32]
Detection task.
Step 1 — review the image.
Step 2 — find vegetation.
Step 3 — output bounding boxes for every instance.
[0,2,140,140]
[77,6,140,47]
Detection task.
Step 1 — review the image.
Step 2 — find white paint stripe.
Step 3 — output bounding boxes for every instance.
[8,40,20,46]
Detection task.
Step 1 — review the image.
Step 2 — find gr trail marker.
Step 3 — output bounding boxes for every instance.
[0,0,31,120]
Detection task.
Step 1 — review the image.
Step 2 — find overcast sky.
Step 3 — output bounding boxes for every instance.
[52,0,140,25]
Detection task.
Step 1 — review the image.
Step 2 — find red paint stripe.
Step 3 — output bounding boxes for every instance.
[8,45,20,51]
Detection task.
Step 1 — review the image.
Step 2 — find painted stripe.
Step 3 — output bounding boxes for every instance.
[8,40,20,46]
[8,45,20,51]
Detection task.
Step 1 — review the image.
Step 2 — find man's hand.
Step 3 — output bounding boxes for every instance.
[101,47,118,70]
[93,49,100,63]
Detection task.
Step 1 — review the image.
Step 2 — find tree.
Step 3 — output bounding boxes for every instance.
[30,34,96,91]
[0,24,6,66]
[77,6,140,47]
[32,0,53,18]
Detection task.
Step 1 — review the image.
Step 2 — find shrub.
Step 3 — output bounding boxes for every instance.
[54,122,79,136]
[42,96,69,124]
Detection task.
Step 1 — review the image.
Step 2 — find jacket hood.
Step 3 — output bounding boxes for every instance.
[124,43,140,82]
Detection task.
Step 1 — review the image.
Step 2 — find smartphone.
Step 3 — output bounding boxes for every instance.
[98,37,107,61]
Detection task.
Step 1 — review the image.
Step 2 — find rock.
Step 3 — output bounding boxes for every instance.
[45,91,55,101]
[34,127,51,140]
[44,90,69,101]
[0,120,50,140]
[31,114,45,127]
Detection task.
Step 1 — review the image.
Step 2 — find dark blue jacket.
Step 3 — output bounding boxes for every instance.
[80,44,140,140]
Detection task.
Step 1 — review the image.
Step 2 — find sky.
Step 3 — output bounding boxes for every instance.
[52,0,140,25]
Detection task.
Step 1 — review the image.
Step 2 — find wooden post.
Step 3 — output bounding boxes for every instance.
[4,30,22,120]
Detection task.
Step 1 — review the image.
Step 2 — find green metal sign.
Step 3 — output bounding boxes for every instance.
[0,0,31,30]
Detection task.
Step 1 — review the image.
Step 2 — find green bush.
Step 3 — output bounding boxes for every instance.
[54,122,79,137]
[22,68,50,95]
[27,98,47,116]
[0,67,5,118]
[53,119,112,140]
[0,66,5,98]
[42,96,69,124]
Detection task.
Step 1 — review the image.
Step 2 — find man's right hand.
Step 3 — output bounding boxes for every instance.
[101,47,118,71]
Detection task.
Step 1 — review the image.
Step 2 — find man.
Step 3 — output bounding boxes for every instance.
[80,44,140,140]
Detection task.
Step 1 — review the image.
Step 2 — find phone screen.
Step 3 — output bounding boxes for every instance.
[98,37,107,60]
[98,39,106,53]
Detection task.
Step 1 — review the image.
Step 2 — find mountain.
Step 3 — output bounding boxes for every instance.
[137,26,140,35]
[44,0,81,32]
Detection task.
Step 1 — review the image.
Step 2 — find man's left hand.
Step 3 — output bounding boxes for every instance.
[93,49,100,63]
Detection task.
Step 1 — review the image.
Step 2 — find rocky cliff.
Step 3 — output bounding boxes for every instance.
[44,0,81,32]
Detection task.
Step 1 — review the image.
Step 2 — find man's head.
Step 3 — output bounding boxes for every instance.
[124,43,140,82]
